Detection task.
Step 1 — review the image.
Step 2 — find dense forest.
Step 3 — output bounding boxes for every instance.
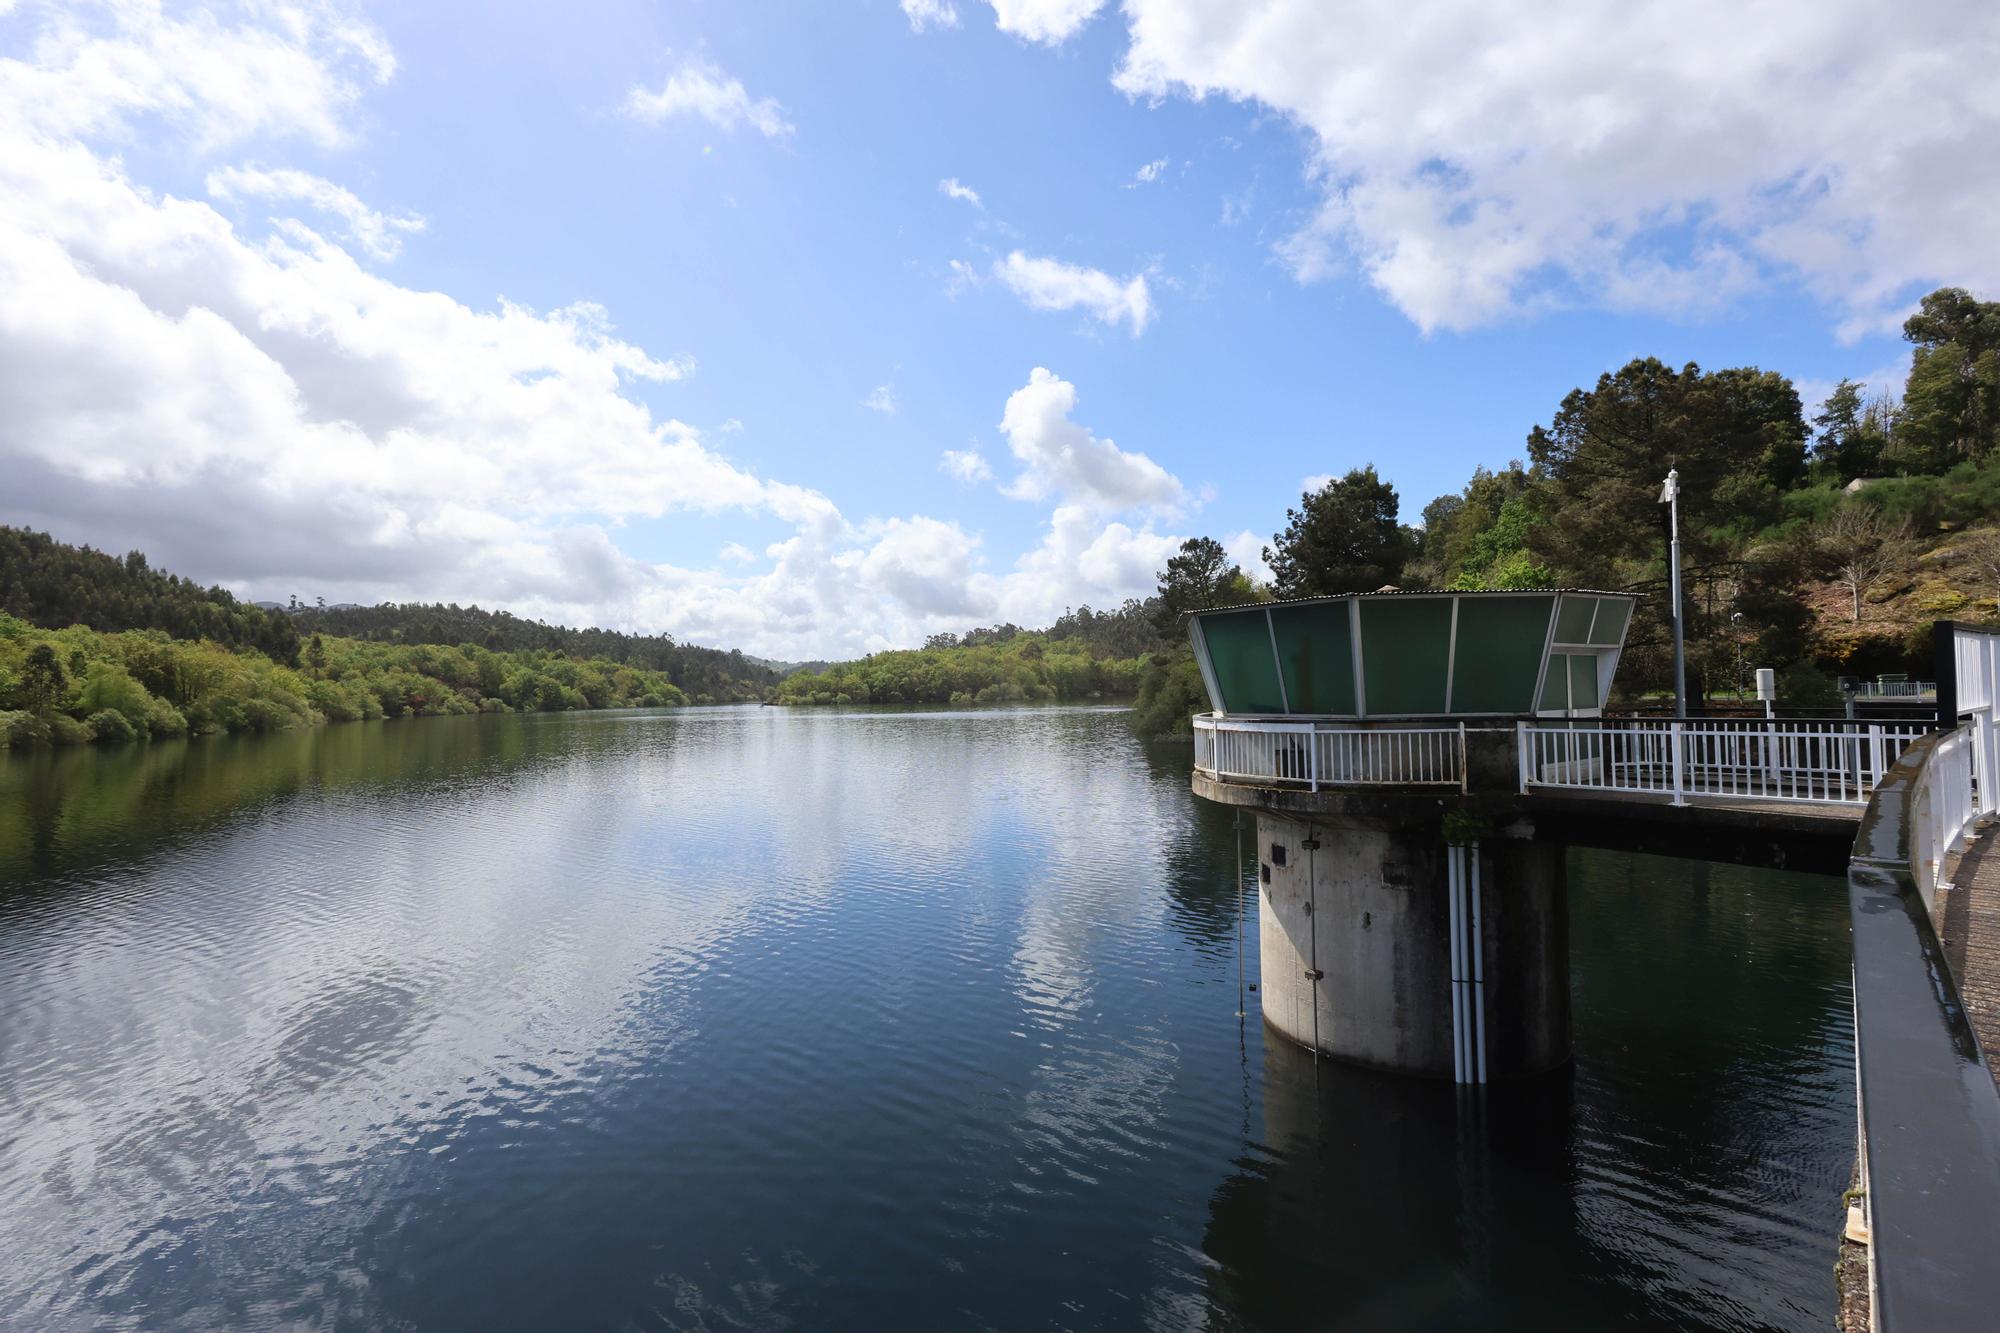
[0,610,691,748]
[785,285,2000,737]
[0,533,710,746]
[282,601,779,702]
[0,525,778,713]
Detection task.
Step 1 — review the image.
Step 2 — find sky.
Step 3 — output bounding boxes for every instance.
[2,1,1996,660]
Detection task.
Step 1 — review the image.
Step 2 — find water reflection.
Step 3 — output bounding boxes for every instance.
[0,709,1853,1330]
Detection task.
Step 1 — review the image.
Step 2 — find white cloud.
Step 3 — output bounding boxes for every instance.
[0,2,1194,659]
[944,258,982,295]
[1130,157,1168,186]
[988,0,1107,45]
[623,57,793,139]
[0,0,394,150]
[1105,0,2000,335]
[939,448,994,483]
[902,0,961,33]
[937,176,982,207]
[997,368,1183,510]
[995,251,1154,336]
[1300,473,1334,493]
[863,383,899,415]
[1224,529,1274,586]
[207,165,425,260]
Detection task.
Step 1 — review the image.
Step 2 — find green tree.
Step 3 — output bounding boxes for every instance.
[1889,287,2000,472]
[1263,466,1408,597]
[306,632,328,677]
[21,642,66,713]
[1152,536,1244,634]
[1811,378,1886,482]
[1527,358,1807,582]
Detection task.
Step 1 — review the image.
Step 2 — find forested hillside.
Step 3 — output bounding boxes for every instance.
[0,527,301,664]
[284,602,779,703]
[0,527,780,705]
[0,534,711,747]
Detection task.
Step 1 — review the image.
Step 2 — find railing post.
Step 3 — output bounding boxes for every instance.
[1307,723,1319,793]
[1516,720,1531,793]
[1670,721,1687,806]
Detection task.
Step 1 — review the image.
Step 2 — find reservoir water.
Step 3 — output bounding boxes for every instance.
[0,705,1855,1330]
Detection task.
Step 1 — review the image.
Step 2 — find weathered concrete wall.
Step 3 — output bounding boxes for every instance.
[1256,812,1568,1078]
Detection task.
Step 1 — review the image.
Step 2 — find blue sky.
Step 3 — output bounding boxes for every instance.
[1,1,1991,657]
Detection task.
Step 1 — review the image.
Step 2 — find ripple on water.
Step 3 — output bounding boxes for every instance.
[0,708,1854,1331]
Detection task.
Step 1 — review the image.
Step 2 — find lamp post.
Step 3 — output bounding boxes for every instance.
[1661,468,1687,718]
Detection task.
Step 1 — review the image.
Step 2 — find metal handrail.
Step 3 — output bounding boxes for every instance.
[1519,717,1930,806]
[1192,714,1462,791]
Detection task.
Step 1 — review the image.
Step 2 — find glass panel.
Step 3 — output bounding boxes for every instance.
[1569,653,1600,711]
[1449,594,1552,713]
[1587,597,1632,647]
[1270,602,1356,715]
[1552,594,1596,645]
[1200,609,1286,714]
[1539,654,1569,712]
[1359,598,1453,714]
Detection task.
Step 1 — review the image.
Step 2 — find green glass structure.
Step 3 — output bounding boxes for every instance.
[1187,590,1635,719]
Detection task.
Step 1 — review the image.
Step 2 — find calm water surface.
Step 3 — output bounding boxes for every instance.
[0,706,1854,1330]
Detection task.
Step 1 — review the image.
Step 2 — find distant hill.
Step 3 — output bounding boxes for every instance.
[0,527,301,664]
[0,527,780,702]
[284,601,780,702]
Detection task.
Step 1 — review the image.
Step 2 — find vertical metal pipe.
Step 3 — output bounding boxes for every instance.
[1448,845,1464,1084]
[1471,844,1488,1085]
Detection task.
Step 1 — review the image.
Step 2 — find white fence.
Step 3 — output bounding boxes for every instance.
[1909,725,1980,912]
[1857,680,1935,700]
[1192,715,1461,790]
[1518,719,1931,805]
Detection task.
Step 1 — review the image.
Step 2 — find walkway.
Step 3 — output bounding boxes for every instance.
[1940,823,2000,1096]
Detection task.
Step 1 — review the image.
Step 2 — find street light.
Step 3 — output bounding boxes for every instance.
[1660,468,1687,718]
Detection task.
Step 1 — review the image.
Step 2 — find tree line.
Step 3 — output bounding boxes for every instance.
[1121,285,2000,733]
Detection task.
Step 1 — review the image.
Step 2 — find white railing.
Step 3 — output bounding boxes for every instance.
[1910,725,1980,914]
[1858,680,1935,699]
[1192,715,1461,790]
[1519,718,1931,806]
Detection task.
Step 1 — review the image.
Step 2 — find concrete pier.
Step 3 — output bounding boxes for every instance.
[1255,812,1569,1079]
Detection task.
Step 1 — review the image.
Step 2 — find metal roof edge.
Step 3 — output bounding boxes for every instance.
[1187,588,1638,618]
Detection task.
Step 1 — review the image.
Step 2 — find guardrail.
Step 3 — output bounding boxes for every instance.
[1909,723,1980,912]
[1857,680,1935,700]
[1192,715,1461,791]
[1847,728,2000,1330]
[1519,719,1930,806]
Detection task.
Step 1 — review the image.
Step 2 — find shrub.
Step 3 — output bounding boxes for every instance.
[145,697,188,736]
[84,708,139,743]
[49,714,94,745]
[0,710,48,747]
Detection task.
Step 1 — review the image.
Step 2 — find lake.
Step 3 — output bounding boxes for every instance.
[0,705,1854,1330]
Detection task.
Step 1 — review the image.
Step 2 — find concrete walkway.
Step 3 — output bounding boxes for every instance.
[1940,824,2000,1096]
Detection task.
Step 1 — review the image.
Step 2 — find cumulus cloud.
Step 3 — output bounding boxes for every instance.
[997,368,1183,510]
[902,0,961,33]
[0,3,1195,659]
[988,0,1107,45]
[1130,157,1168,185]
[1106,0,2000,334]
[995,251,1154,336]
[0,0,394,149]
[937,176,982,207]
[862,384,899,415]
[939,448,994,483]
[623,57,793,139]
[207,165,425,260]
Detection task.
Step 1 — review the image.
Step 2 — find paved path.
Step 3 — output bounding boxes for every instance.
[1941,825,2000,1097]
